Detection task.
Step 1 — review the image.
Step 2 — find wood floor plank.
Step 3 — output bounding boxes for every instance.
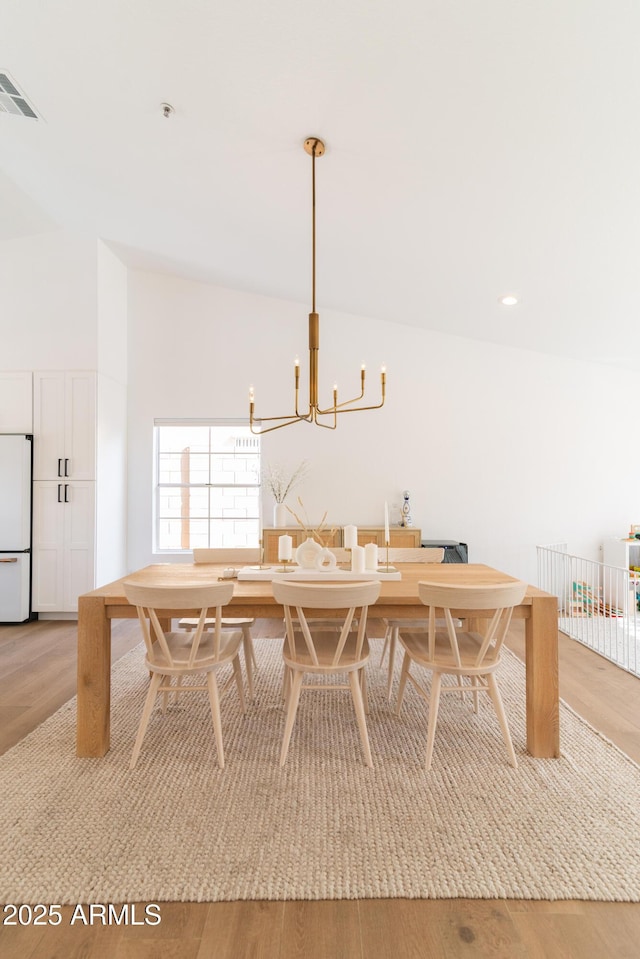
[0,905,125,959]
[438,901,528,958]
[119,902,208,941]
[358,899,444,957]
[577,902,640,958]
[197,901,284,959]
[0,920,48,959]
[281,900,361,959]
[114,939,200,959]
[509,910,612,959]
[506,900,584,914]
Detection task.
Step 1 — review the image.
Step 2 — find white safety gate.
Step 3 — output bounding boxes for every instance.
[537,543,640,677]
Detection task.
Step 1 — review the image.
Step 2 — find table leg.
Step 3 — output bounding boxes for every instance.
[77,595,111,757]
[525,594,560,757]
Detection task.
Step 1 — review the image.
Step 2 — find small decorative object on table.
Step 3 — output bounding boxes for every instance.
[316,547,337,571]
[263,460,310,527]
[278,534,293,562]
[296,537,323,569]
[364,542,378,570]
[400,489,413,527]
[343,525,358,549]
[351,545,365,573]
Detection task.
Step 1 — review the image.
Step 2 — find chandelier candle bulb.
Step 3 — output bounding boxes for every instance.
[364,542,378,570]
[351,544,365,573]
[278,534,293,562]
[344,525,358,549]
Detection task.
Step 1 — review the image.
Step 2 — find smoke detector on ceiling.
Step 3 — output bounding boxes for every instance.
[0,71,41,119]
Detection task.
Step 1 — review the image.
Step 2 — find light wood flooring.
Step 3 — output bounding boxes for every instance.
[0,616,638,959]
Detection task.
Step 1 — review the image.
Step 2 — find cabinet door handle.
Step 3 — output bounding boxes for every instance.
[64,484,69,503]
[0,557,18,563]
[58,458,63,477]
[58,483,62,503]
[64,458,70,477]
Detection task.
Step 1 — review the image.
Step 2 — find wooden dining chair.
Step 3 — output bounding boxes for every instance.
[177,547,259,699]
[271,579,381,767]
[378,547,444,700]
[395,579,528,770]
[122,580,246,770]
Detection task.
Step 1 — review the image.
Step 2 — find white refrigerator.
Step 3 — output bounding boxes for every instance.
[0,434,32,623]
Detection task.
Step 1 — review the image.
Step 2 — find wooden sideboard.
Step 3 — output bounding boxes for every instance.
[356,526,421,548]
[262,526,421,562]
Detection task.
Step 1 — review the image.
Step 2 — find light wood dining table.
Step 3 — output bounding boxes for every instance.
[76,562,560,759]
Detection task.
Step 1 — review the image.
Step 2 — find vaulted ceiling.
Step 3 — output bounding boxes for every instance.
[2,1,640,368]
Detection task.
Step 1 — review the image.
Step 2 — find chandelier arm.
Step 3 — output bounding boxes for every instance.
[316,388,365,414]
[318,396,386,415]
[253,412,311,423]
[311,406,337,430]
[313,418,338,430]
[249,414,312,436]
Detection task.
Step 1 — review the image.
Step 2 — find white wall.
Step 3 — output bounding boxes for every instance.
[0,231,98,368]
[97,241,128,384]
[0,231,129,590]
[95,242,128,584]
[127,269,640,583]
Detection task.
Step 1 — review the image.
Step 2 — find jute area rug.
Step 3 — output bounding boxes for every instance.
[2,637,639,904]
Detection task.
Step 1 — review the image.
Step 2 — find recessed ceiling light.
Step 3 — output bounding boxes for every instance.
[499,295,518,306]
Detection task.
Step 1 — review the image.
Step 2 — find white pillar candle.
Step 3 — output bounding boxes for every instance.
[351,545,365,573]
[344,525,358,549]
[278,534,293,561]
[384,502,390,545]
[364,542,378,570]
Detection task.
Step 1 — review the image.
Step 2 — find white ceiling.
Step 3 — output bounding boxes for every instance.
[2,0,640,368]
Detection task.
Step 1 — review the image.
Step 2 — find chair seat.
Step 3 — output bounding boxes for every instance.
[283,632,370,672]
[147,628,243,674]
[383,618,428,629]
[292,616,360,632]
[178,616,255,629]
[399,629,500,673]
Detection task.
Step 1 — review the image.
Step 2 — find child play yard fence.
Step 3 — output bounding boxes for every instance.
[537,542,640,677]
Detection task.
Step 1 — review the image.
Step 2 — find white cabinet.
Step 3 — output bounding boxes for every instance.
[603,538,640,572]
[32,481,95,613]
[31,369,126,614]
[33,372,96,480]
[0,371,33,433]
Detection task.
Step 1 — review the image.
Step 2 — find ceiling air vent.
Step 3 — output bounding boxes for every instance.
[0,72,40,119]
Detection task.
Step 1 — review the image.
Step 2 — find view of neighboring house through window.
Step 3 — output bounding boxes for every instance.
[155,422,260,550]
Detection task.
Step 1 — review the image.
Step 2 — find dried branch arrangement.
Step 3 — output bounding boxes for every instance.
[262,460,310,503]
[287,497,337,547]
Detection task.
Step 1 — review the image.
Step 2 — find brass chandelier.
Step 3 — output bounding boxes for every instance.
[249,136,386,434]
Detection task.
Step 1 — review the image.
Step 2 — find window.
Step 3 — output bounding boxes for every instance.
[155,422,260,551]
